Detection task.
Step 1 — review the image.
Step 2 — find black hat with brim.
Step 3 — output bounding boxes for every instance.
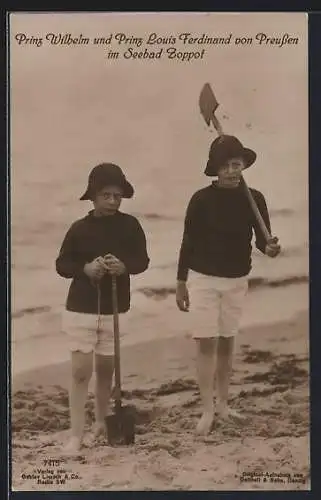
[80,163,134,200]
[204,135,257,176]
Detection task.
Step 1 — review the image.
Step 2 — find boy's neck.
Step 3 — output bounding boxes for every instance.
[214,180,240,190]
[93,208,117,217]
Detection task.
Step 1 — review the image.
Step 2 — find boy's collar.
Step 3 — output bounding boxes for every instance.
[211,181,242,191]
[88,209,120,218]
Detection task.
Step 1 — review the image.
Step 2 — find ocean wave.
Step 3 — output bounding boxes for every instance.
[133,212,178,222]
[136,275,309,299]
[134,206,301,223]
[269,208,296,217]
[12,305,52,319]
[248,275,308,290]
[258,244,308,258]
[136,287,176,299]
[11,275,308,321]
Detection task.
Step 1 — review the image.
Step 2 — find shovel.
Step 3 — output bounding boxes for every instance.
[105,275,135,445]
[199,82,273,243]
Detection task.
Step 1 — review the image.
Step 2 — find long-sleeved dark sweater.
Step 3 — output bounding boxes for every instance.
[177,182,271,281]
[56,210,149,314]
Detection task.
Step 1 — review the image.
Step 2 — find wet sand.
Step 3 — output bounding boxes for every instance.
[12,310,310,491]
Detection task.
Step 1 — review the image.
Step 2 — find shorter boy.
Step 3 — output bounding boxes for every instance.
[56,163,149,453]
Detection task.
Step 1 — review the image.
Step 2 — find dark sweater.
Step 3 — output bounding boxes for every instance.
[177,182,271,281]
[56,210,149,314]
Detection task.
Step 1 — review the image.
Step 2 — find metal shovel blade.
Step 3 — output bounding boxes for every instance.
[199,82,219,126]
[105,404,135,446]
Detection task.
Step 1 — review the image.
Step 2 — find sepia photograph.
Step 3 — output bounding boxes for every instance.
[10,11,309,491]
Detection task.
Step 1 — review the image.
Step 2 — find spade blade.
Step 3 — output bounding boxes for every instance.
[105,404,135,446]
[199,83,219,126]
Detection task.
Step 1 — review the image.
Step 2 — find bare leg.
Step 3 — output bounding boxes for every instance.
[216,279,248,419]
[216,336,234,415]
[195,338,218,435]
[65,351,93,452]
[94,353,114,436]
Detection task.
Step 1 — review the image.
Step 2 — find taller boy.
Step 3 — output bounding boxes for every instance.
[176,135,281,435]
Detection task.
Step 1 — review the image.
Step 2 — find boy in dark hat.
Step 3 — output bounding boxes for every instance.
[56,163,149,453]
[176,135,280,435]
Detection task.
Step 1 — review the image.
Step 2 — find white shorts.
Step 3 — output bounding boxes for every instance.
[62,310,127,356]
[187,271,249,338]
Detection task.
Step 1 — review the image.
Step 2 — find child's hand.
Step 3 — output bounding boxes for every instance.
[265,237,281,258]
[104,254,126,275]
[84,257,109,281]
[176,281,190,312]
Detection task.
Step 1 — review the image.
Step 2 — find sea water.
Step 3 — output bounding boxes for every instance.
[10,13,308,373]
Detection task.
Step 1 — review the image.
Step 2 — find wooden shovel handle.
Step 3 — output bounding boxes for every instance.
[210,113,272,244]
[240,176,272,242]
[211,114,224,136]
[112,275,122,409]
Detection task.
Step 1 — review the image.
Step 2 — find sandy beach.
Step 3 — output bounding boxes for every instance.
[12,310,310,491]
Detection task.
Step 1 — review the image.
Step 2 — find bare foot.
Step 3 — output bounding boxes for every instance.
[84,423,107,447]
[216,405,246,421]
[62,436,82,455]
[93,422,106,438]
[195,411,214,435]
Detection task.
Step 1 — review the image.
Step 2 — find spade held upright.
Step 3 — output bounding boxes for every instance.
[105,276,135,445]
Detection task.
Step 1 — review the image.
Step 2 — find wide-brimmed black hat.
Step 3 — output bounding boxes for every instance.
[204,135,257,176]
[80,163,134,200]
